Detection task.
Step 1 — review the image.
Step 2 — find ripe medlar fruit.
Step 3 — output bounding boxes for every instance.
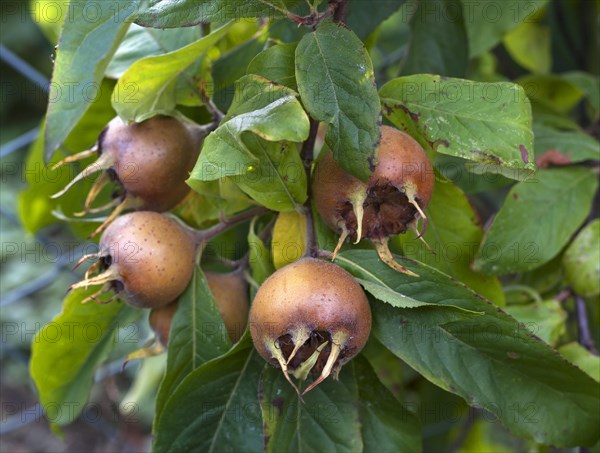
[149,301,179,346]
[52,115,205,236]
[71,211,196,308]
[148,270,249,346]
[205,271,249,343]
[250,257,371,395]
[313,125,434,275]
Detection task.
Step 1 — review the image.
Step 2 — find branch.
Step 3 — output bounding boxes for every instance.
[302,119,320,258]
[190,207,270,245]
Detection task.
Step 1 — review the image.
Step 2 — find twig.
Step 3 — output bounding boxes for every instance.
[301,120,320,258]
[190,207,269,245]
[575,294,599,355]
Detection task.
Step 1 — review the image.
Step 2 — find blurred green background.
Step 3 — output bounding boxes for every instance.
[1,1,155,451]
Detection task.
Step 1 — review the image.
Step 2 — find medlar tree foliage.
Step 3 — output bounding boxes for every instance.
[25,0,599,451]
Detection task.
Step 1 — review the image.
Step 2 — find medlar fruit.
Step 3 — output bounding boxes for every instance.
[52,115,205,236]
[71,211,196,308]
[313,125,434,275]
[250,257,371,395]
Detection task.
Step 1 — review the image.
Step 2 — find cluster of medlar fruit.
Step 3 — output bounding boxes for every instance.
[60,114,432,396]
[60,115,250,349]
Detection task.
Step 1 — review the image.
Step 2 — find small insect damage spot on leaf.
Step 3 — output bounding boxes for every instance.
[472,150,502,165]
[507,351,520,359]
[272,396,284,417]
[397,104,420,123]
[430,139,450,150]
[519,144,529,163]
[512,192,519,200]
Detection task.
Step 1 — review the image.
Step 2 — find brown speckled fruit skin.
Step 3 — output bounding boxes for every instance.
[100,211,196,308]
[148,272,249,346]
[249,257,371,364]
[206,271,249,343]
[372,126,434,206]
[312,126,434,239]
[312,150,365,234]
[149,301,179,346]
[100,115,202,212]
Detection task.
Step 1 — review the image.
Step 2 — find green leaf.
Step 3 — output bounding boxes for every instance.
[184,179,254,224]
[356,278,483,319]
[260,364,362,452]
[559,343,600,382]
[44,0,140,161]
[212,37,267,112]
[380,75,535,179]
[474,168,598,275]
[465,0,549,57]
[346,0,406,40]
[503,21,551,74]
[154,337,264,452]
[401,0,468,77]
[154,266,232,423]
[396,177,505,305]
[232,136,307,211]
[19,79,116,235]
[30,0,70,44]
[336,249,600,447]
[135,0,300,28]
[247,42,297,90]
[353,357,422,453]
[247,217,275,285]
[18,124,71,233]
[534,124,600,165]
[296,22,381,182]
[260,355,421,452]
[562,71,600,118]
[518,74,584,115]
[106,24,201,78]
[191,76,309,211]
[563,219,600,297]
[112,22,232,121]
[504,300,567,346]
[30,289,137,425]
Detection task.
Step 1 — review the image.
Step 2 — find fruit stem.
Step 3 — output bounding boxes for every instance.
[190,207,270,245]
[301,119,320,258]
